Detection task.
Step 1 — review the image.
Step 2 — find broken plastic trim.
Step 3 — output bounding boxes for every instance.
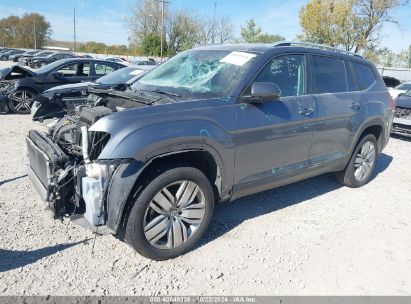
[94,158,134,165]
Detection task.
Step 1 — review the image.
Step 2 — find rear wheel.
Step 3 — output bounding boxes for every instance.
[8,88,37,114]
[125,166,214,260]
[336,134,378,187]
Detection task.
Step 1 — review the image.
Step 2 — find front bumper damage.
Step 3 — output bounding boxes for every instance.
[392,106,411,137]
[26,128,113,229]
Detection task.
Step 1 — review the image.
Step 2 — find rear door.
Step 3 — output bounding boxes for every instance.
[233,53,316,197]
[308,55,366,170]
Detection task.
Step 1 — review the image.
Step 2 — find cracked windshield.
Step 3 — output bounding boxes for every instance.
[135,49,259,98]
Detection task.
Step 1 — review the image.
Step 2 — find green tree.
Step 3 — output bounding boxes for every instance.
[0,13,51,48]
[299,0,408,53]
[0,16,20,47]
[16,13,51,48]
[141,34,162,56]
[240,19,284,43]
[240,19,262,43]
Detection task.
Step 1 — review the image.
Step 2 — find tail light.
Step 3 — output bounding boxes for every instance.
[390,97,396,112]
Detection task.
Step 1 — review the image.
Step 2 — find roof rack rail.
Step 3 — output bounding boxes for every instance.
[273,41,363,58]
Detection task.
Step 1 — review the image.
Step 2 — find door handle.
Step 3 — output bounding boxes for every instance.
[351,102,361,111]
[299,107,314,116]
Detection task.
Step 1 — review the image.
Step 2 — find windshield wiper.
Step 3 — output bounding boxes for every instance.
[139,88,181,100]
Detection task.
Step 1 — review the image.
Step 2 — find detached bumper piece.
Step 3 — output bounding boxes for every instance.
[392,117,411,136]
[26,130,71,217]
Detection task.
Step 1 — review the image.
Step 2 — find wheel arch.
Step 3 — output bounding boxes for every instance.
[106,146,227,236]
[350,117,385,156]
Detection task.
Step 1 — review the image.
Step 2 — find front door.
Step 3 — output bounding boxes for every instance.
[233,53,315,198]
[42,62,92,91]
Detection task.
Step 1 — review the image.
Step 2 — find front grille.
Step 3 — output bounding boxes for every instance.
[395,107,411,118]
[88,131,110,160]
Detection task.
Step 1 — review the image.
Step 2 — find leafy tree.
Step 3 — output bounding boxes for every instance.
[141,34,163,56]
[240,19,262,43]
[0,13,51,48]
[299,0,408,53]
[0,16,20,47]
[127,0,234,55]
[240,19,284,43]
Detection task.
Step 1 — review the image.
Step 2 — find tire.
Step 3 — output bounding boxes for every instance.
[0,55,6,61]
[125,165,215,260]
[7,88,37,114]
[335,134,378,188]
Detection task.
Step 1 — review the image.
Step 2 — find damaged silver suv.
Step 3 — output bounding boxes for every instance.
[27,42,394,260]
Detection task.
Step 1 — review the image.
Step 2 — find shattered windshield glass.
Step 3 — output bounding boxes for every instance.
[134,49,259,99]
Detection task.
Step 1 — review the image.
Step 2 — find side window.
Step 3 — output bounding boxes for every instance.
[94,63,115,76]
[253,54,306,97]
[352,62,376,91]
[56,63,78,76]
[312,56,347,94]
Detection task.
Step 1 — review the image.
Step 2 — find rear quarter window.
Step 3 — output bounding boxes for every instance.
[312,56,347,94]
[351,62,376,91]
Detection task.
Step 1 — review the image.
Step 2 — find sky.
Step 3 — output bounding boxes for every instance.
[0,0,410,52]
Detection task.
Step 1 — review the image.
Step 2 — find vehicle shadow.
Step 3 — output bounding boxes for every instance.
[0,174,27,187]
[200,153,393,247]
[0,240,89,273]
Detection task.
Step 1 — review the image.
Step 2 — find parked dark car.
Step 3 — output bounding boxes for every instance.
[382,76,401,88]
[392,90,411,136]
[1,58,125,114]
[9,50,36,62]
[26,42,393,260]
[131,60,158,66]
[106,57,129,64]
[30,52,77,68]
[31,65,155,121]
[19,51,54,66]
[0,49,26,61]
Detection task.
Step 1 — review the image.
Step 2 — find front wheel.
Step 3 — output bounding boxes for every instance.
[335,134,378,187]
[125,166,215,260]
[8,88,37,114]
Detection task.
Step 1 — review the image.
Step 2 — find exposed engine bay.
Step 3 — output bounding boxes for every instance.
[26,106,115,224]
[26,88,152,227]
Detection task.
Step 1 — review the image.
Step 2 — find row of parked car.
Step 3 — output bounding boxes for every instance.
[0,42,407,260]
[0,47,159,69]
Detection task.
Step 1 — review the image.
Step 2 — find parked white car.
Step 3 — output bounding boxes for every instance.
[388,82,411,99]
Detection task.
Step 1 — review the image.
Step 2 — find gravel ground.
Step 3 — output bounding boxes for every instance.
[1,85,411,295]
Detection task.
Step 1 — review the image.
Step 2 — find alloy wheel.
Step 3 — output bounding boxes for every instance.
[9,90,35,113]
[143,180,206,249]
[354,140,376,182]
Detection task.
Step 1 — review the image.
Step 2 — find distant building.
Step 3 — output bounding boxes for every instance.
[377,66,411,82]
[43,46,71,51]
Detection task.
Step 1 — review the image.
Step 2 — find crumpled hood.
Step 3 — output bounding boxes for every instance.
[0,64,36,80]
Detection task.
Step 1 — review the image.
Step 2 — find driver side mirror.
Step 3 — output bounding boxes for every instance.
[241,82,282,103]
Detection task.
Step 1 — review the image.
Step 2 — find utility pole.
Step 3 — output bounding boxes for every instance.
[73,7,77,52]
[212,1,217,44]
[157,0,169,61]
[33,17,37,50]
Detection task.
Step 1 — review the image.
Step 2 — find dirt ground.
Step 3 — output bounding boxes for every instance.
[0,69,410,295]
